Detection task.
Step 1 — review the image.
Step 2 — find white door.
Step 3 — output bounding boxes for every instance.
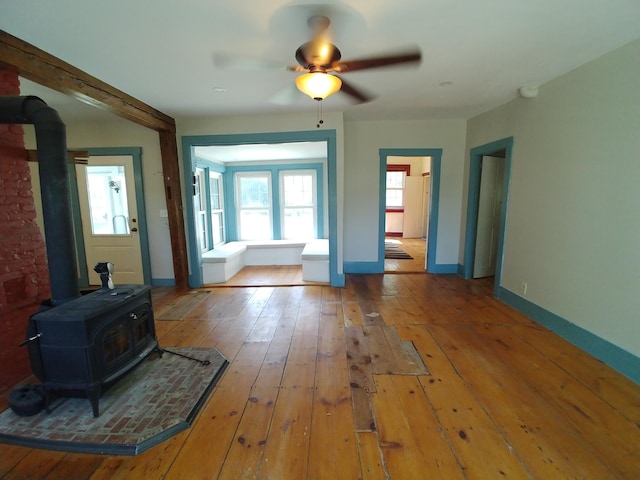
[402,176,424,238]
[76,155,144,285]
[473,156,504,278]
[422,175,431,269]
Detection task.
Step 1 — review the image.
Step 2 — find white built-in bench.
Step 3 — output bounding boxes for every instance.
[301,239,330,282]
[201,242,247,284]
[201,239,329,284]
[240,240,306,266]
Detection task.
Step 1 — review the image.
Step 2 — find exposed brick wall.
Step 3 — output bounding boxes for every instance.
[0,68,51,392]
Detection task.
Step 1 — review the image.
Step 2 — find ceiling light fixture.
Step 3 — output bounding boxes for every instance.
[295,72,342,101]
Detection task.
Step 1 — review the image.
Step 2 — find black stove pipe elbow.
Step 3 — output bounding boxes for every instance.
[0,95,80,305]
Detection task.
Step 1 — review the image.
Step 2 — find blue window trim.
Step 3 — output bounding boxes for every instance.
[224,163,324,241]
[181,130,342,287]
[378,148,443,273]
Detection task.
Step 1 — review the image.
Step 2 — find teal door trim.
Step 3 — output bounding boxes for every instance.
[71,147,151,286]
[462,137,514,297]
[182,130,342,287]
[378,148,443,272]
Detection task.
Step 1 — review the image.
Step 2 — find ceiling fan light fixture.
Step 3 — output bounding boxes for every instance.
[296,72,342,101]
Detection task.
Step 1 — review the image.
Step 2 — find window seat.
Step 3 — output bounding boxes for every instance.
[301,239,330,282]
[201,243,247,284]
[201,239,329,284]
[238,240,306,266]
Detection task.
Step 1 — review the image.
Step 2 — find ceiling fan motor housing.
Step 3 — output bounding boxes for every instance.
[295,42,342,72]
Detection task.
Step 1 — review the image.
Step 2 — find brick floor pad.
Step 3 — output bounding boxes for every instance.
[0,347,228,455]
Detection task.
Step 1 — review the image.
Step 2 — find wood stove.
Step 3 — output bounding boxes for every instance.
[26,285,158,417]
[1,96,159,418]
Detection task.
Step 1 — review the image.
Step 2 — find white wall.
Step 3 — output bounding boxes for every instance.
[465,39,640,356]
[343,119,467,264]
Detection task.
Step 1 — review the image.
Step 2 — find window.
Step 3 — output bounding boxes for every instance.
[85,165,130,234]
[280,170,317,240]
[194,168,209,251]
[236,172,272,240]
[386,171,405,208]
[386,164,411,210]
[209,172,225,246]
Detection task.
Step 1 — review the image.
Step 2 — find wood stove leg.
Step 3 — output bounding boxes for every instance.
[87,387,101,417]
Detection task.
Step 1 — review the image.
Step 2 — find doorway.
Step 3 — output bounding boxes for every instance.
[73,147,151,287]
[379,148,443,273]
[472,155,505,278]
[182,130,342,288]
[463,137,514,297]
[383,157,431,272]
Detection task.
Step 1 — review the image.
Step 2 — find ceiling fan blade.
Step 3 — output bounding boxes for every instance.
[338,77,374,104]
[333,48,421,73]
[213,53,287,71]
[269,84,302,105]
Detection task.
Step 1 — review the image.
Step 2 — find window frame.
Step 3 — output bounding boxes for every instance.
[209,171,225,246]
[279,169,318,240]
[386,164,411,212]
[234,171,273,241]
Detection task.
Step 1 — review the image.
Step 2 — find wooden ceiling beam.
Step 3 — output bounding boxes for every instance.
[0,30,175,133]
[1,29,189,290]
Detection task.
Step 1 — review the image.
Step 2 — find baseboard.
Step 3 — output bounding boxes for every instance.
[498,287,640,384]
[428,264,458,274]
[151,278,176,287]
[343,262,382,274]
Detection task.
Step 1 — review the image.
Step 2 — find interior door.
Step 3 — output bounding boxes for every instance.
[422,175,431,268]
[473,156,504,278]
[76,155,144,285]
[402,176,424,238]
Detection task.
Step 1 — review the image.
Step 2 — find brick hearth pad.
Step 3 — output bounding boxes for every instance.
[0,347,228,455]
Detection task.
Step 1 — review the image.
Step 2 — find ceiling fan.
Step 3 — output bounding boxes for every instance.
[214,14,421,106]
[287,15,421,104]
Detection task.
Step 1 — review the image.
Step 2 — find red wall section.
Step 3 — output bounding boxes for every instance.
[0,69,51,392]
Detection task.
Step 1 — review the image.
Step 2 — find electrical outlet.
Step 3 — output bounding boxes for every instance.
[520,282,528,295]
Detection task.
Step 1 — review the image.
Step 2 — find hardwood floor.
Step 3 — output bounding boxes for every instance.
[1,273,639,479]
[384,237,426,273]
[207,236,427,288]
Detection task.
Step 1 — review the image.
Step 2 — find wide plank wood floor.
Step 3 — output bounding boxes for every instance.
[1,273,639,479]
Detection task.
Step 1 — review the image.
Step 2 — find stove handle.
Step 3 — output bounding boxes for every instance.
[19,332,42,347]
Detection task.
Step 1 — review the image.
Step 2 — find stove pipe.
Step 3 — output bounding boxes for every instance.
[0,95,80,305]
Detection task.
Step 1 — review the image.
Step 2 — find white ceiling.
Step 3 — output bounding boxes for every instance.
[195,141,328,163]
[2,0,640,123]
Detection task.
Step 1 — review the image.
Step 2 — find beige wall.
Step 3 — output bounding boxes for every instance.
[343,118,467,264]
[24,116,175,281]
[465,39,640,356]
[20,38,639,360]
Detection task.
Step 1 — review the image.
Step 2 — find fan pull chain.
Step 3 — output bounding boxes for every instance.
[316,99,324,128]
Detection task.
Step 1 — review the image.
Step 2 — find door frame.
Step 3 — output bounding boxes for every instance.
[379,148,443,273]
[462,137,514,297]
[70,147,151,287]
[182,130,342,288]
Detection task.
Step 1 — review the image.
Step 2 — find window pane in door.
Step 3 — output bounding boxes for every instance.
[85,165,130,234]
